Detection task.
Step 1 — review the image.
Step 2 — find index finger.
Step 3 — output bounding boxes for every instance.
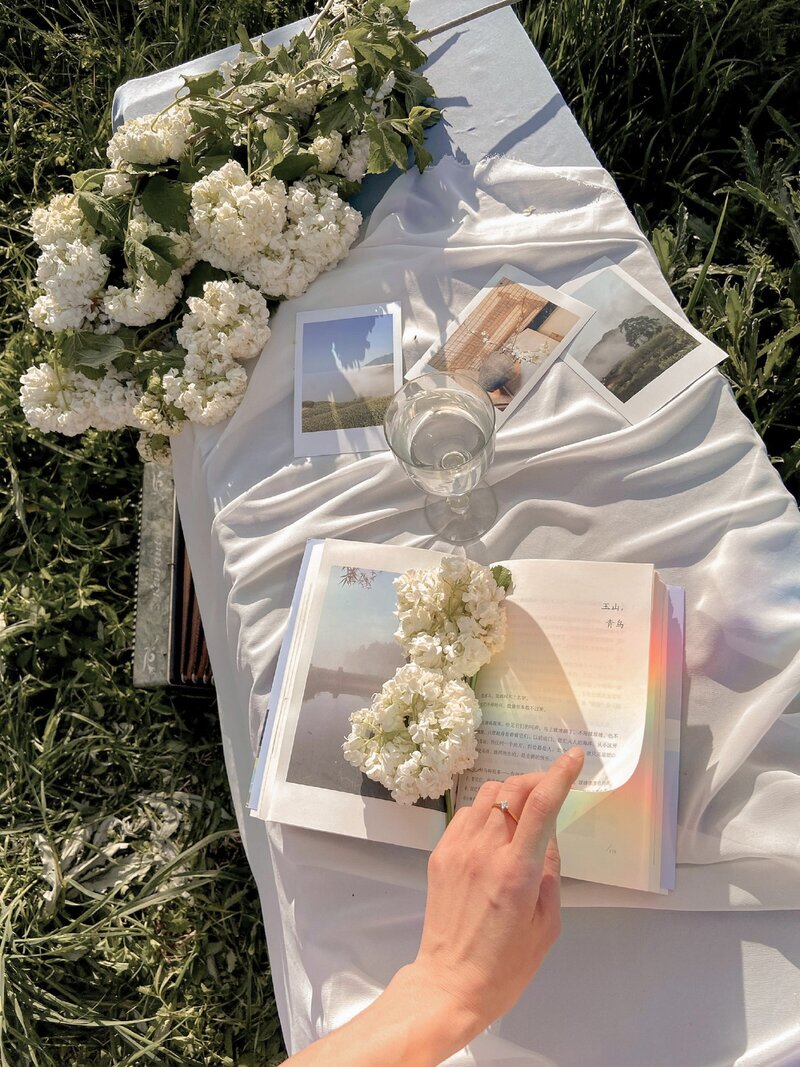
[512,747,584,862]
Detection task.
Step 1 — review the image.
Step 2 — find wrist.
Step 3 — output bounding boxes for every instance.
[386,961,485,1065]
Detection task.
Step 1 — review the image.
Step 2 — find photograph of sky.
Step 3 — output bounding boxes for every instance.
[302,312,395,404]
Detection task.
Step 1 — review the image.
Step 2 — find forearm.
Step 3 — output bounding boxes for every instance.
[283,963,481,1067]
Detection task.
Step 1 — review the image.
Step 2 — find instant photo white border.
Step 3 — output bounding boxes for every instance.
[562,260,727,423]
[294,302,403,457]
[404,264,595,426]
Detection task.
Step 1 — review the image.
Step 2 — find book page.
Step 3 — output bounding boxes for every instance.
[262,538,451,850]
[458,559,656,799]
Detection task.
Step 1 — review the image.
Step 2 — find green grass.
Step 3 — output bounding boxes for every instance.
[301,395,391,432]
[0,1,798,1064]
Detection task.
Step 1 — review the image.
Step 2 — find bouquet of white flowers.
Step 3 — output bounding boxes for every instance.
[343,557,512,814]
[20,0,440,461]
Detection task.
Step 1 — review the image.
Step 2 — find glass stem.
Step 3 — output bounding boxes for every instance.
[447,492,470,515]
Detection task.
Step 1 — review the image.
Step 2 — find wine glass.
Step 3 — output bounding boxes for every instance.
[383,370,498,543]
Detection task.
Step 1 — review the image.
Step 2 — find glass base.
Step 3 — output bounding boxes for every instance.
[424,484,498,544]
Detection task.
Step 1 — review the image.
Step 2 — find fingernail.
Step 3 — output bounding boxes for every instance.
[562,746,584,762]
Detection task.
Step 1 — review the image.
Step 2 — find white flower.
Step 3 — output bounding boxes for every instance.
[29,238,109,332]
[190,161,288,273]
[107,106,194,167]
[335,133,370,182]
[328,38,357,76]
[271,73,325,120]
[343,664,481,805]
[133,368,187,436]
[176,280,270,363]
[375,71,396,101]
[161,358,248,426]
[309,131,343,173]
[240,180,360,299]
[101,169,134,197]
[394,557,508,678]
[30,193,95,249]
[19,362,139,437]
[103,269,183,328]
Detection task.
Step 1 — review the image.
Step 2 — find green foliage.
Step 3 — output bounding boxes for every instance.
[523,0,800,494]
[490,565,513,592]
[1,2,312,1063]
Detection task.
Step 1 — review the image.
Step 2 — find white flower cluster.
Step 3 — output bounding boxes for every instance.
[190,162,361,300]
[30,193,95,247]
[343,560,509,806]
[20,362,140,437]
[21,4,429,454]
[190,161,287,271]
[148,279,270,427]
[28,193,109,333]
[335,133,371,182]
[176,279,270,363]
[310,131,343,173]
[106,106,194,167]
[394,556,508,678]
[102,207,192,328]
[342,664,481,805]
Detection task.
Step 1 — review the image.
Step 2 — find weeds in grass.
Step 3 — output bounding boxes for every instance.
[1,0,798,1064]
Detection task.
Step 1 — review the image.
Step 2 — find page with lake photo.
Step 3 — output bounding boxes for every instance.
[256,539,454,852]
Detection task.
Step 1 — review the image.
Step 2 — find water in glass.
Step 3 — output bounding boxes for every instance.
[395,388,494,497]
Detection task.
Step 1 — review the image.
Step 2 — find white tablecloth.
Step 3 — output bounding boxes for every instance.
[116,2,800,1062]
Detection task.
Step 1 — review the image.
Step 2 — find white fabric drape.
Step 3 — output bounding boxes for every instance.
[116,3,800,1060]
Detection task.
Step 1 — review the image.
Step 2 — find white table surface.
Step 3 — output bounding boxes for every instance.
[116,3,800,1062]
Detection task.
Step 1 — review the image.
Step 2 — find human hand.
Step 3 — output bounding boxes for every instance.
[408,748,585,1041]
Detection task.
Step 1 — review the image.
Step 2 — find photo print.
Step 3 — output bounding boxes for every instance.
[295,302,403,456]
[563,260,727,422]
[405,265,594,425]
[285,564,445,811]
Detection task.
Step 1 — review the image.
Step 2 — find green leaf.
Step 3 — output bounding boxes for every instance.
[143,234,186,269]
[272,152,319,183]
[491,565,513,592]
[408,105,441,128]
[315,92,364,137]
[236,57,273,86]
[196,153,234,176]
[76,191,124,240]
[125,237,174,286]
[364,113,408,174]
[71,169,108,193]
[182,261,229,299]
[181,69,225,97]
[140,176,192,233]
[236,24,256,53]
[345,25,395,66]
[178,158,202,184]
[60,332,126,370]
[269,43,296,74]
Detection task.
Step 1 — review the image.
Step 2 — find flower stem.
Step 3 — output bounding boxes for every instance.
[445,787,454,824]
[411,0,517,42]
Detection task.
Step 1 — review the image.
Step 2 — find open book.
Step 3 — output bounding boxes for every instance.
[249,539,685,894]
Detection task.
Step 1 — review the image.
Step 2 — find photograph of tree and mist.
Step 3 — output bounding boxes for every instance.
[569,270,697,401]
